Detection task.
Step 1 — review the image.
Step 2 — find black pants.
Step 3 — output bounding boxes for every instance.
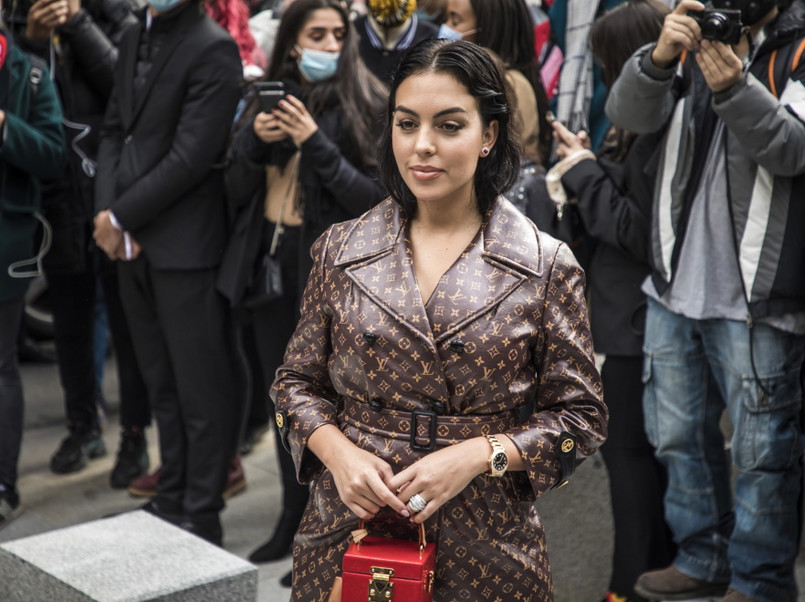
[600,355,676,600]
[118,257,238,518]
[0,299,24,491]
[252,221,309,518]
[48,265,149,430]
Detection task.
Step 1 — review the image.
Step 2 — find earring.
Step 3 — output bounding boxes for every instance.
[481,147,490,157]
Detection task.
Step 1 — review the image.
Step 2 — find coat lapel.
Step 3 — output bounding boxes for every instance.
[127,4,201,129]
[335,197,545,347]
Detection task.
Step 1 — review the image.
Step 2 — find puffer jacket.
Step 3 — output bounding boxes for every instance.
[606,0,805,319]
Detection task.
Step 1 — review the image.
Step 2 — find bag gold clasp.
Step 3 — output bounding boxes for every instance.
[368,567,394,601]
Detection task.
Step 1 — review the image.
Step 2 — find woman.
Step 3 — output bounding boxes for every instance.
[219,0,387,574]
[272,38,607,600]
[548,2,675,600]
[443,0,550,167]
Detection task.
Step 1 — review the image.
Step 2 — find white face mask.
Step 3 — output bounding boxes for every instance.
[295,45,340,82]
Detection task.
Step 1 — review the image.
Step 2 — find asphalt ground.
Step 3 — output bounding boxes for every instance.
[4,351,805,601]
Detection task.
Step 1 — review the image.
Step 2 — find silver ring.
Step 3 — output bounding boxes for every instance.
[408,493,427,513]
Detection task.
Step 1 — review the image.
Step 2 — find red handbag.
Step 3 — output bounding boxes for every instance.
[339,520,436,602]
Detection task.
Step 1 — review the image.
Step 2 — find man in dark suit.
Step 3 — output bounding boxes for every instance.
[93,0,242,545]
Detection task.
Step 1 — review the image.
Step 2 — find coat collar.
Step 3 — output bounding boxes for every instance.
[335,197,544,346]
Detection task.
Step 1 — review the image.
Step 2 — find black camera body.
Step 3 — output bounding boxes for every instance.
[687,8,745,44]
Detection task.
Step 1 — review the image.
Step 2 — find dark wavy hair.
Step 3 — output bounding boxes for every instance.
[379,39,520,217]
[469,0,551,164]
[242,0,386,167]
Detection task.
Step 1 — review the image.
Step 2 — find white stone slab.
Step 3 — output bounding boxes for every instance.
[0,510,257,601]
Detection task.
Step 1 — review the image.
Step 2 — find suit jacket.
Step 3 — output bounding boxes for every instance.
[272,197,607,601]
[94,1,242,269]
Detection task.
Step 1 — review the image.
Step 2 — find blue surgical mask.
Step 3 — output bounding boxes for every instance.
[296,47,340,82]
[147,0,183,12]
[437,24,477,41]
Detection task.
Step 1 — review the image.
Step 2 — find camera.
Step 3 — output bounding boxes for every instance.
[255,81,285,114]
[687,8,745,44]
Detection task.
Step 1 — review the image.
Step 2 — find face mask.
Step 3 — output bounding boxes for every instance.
[712,0,776,26]
[147,0,183,12]
[437,24,477,40]
[296,46,340,82]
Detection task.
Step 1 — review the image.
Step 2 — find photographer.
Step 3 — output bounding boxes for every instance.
[606,1,805,601]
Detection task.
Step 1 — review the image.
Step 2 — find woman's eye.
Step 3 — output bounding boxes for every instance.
[395,120,417,131]
[440,122,464,133]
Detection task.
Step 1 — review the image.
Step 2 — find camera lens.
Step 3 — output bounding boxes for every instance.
[702,13,729,38]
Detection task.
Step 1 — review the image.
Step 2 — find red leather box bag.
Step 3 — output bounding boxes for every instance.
[340,520,436,602]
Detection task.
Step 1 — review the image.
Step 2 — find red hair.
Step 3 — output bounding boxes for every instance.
[204,0,266,69]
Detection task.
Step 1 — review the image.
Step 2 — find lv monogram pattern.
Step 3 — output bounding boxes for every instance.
[272,198,607,601]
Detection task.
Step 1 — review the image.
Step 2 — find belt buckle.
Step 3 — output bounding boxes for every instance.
[410,409,437,451]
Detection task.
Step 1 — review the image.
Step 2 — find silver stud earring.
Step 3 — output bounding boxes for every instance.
[481,147,490,157]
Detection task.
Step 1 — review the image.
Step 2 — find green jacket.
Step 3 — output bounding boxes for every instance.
[0,33,65,303]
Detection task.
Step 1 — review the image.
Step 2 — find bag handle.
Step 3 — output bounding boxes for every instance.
[351,519,428,556]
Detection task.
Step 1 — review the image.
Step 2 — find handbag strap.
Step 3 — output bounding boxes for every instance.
[352,519,428,555]
[268,151,300,257]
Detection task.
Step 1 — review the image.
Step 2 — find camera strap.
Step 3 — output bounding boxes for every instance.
[768,37,805,98]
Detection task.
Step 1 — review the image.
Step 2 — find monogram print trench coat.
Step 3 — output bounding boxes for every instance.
[272,197,607,601]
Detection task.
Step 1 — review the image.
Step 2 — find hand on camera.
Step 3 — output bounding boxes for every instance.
[696,40,743,93]
[652,0,705,69]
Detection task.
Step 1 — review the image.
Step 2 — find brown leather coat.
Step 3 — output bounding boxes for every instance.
[272,197,607,601]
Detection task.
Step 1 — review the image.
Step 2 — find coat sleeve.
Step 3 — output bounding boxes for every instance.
[561,158,650,261]
[109,37,243,231]
[504,241,607,498]
[714,67,805,176]
[271,226,340,484]
[57,0,139,101]
[225,121,270,212]
[606,42,679,134]
[299,128,385,217]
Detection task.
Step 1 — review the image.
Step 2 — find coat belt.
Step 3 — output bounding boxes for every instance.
[339,396,521,451]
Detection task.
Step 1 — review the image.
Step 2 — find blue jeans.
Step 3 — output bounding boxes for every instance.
[643,297,804,602]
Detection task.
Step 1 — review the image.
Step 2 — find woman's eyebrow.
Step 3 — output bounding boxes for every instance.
[394,106,469,118]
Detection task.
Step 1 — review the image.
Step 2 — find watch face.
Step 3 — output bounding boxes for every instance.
[492,451,508,472]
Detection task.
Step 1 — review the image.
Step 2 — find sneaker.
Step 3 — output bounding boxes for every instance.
[127,458,246,499]
[110,430,149,489]
[128,467,160,498]
[0,487,22,530]
[634,565,729,601]
[50,428,107,474]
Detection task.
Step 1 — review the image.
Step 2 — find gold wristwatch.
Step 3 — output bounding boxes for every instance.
[485,435,508,477]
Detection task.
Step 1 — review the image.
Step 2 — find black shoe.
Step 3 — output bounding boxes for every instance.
[181,514,223,547]
[279,570,292,587]
[110,431,149,489]
[0,486,22,531]
[140,498,183,526]
[50,428,107,474]
[248,514,298,562]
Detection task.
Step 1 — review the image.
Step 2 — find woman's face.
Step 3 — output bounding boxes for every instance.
[294,8,346,54]
[392,70,497,208]
[446,0,477,42]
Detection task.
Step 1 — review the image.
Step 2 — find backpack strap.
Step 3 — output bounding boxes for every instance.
[769,37,805,99]
[27,54,47,102]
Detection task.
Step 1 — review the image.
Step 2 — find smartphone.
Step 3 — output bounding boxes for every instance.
[256,81,285,114]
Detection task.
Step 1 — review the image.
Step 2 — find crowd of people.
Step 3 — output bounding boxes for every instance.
[2,0,805,601]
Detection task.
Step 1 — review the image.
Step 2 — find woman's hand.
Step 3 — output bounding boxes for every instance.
[309,425,408,520]
[651,0,704,69]
[552,121,591,160]
[386,437,490,524]
[272,95,318,147]
[253,111,288,144]
[25,0,69,42]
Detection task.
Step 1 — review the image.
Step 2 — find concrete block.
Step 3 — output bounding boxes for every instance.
[0,510,257,601]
